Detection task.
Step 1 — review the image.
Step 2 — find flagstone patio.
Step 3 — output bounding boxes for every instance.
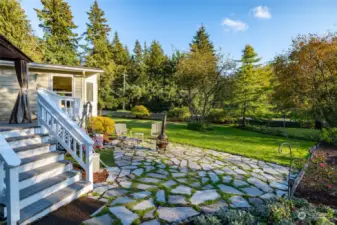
[84,143,292,225]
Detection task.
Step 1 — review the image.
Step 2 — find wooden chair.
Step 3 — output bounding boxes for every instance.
[151,123,161,138]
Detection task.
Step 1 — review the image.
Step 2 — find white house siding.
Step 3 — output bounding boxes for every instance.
[0,67,85,122]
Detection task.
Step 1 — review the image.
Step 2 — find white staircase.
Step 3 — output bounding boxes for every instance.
[0,125,92,225]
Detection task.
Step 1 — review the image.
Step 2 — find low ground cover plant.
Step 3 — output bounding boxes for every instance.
[193,198,336,225]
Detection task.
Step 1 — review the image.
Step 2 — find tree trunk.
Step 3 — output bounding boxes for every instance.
[314,120,322,130]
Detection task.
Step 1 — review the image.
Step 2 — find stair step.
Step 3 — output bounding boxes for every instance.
[19,181,92,225]
[20,171,81,209]
[6,134,49,148]
[14,143,51,158]
[19,161,72,190]
[19,151,64,172]
[0,125,40,138]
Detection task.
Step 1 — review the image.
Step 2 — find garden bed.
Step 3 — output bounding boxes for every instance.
[295,145,337,209]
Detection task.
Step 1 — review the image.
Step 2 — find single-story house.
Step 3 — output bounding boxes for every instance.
[0,61,102,122]
[0,34,103,225]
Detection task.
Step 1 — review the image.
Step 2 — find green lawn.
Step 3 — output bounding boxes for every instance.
[113,118,315,166]
[278,127,320,139]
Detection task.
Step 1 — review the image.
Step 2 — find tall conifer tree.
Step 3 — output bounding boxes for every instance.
[35,0,79,65]
[84,0,115,111]
[0,0,42,61]
[190,25,214,54]
[232,45,263,126]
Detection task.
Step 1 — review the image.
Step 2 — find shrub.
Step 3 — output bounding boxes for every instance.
[131,105,150,118]
[207,109,234,124]
[89,116,115,135]
[321,128,337,146]
[299,120,315,129]
[167,107,191,121]
[187,120,213,131]
[193,198,335,225]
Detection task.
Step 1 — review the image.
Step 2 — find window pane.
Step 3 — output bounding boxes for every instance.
[53,76,72,96]
[86,82,93,102]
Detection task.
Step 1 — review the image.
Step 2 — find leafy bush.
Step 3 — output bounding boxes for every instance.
[193,198,336,225]
[187,120,205,131]
[131,105,150,118]
[299,120,315,129]
[167,107,190,121]
[320,128,337,146]
[187,120,213,131]
[207,109,235,124]
[89,116,115,135]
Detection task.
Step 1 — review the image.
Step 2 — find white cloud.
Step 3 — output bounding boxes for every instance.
[251,6,272,19]
[222,18,248,32]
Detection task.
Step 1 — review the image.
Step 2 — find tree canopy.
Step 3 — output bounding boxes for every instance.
[35,0,79,65]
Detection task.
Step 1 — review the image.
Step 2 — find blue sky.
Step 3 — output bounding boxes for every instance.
[22,0,337,62]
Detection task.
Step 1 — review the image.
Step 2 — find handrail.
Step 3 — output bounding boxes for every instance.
[40,88,81,119]
[0,136,21,167]
[0,136,21,225]
[37,88,94,183]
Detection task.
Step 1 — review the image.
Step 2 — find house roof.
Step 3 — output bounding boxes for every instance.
[0,60,104,75]
[0,34,33,62]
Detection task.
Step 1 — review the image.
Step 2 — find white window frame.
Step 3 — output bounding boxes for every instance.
[50,74,75,97]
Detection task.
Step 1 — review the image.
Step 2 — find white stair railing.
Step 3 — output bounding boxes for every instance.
[37,88,94,183]
[0,136,21,225]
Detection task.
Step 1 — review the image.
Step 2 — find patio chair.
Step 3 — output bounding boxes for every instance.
[151,123,162,138]
[115,123,132,140]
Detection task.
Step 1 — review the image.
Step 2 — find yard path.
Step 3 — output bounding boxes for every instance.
[84,142,292,225]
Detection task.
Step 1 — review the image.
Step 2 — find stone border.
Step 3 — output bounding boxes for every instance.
[290,142,321,196]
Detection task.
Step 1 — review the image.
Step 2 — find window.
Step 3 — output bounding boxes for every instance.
[52,76,73,96]
[86,82,94,102]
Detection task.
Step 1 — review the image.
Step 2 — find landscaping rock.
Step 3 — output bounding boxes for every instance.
[109,206,139,225]
[190,189,220,205]
[157,207,199,222]
[132,198,155,210]
[171,185,192,195]
[156,190,166,203]
[218,184,244,195]
[162,180,177,188]
[83,214,115,225]
[200,200,228,213]
[132,191,152,199]
[230,196,251,208]
[104,188,128,197]
[242,186,264,197]
[140,219,160,225]
[168,195,188,204]
[112,196,134,205]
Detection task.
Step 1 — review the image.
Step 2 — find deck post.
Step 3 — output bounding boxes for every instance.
[6,166,20,225]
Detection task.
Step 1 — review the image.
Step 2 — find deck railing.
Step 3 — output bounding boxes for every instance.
[0,136,21,225]
[37,88,94,183]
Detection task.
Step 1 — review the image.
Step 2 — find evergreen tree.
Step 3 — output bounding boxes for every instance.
[0,0,42,61]
[190,25,214,54]
[35,0,79,65]
[84,0,116,112]
[145,40,166,80]
[111,32,129,66]
[131,40,145,82]
[85,0,111,68]
[232,45,264,126]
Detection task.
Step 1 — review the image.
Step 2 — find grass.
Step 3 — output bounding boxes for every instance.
[113,118,315,166]
[277,127,320,139]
